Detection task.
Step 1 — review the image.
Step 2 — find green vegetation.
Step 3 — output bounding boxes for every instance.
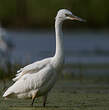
[0,80,109,110]
[0,0,109,28]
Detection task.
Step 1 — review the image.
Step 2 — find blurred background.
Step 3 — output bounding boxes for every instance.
[0,0,109,85]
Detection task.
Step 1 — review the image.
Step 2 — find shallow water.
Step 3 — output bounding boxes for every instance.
[1,80,109,110]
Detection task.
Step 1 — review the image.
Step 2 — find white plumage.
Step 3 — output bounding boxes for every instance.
[3,9,85,107]
[13,58,52,82]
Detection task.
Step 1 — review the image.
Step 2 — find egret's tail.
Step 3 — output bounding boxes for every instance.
[3,87,13,98]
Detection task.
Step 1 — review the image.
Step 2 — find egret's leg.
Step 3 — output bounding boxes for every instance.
[43,94,48,107]
[31,92,37,106]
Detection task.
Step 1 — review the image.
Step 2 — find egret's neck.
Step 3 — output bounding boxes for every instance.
[53,18,64,67]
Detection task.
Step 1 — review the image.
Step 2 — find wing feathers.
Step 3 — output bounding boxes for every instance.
[13,58,52,82]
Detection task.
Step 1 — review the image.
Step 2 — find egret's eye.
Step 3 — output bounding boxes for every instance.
[65,14,72,17]
[65,14,69,16]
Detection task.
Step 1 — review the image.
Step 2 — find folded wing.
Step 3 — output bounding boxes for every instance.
[13,57,52,82]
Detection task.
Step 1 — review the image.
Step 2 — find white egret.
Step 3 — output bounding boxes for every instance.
[3,9,85,107]
[0,24,14,89]
[0,24,14,67]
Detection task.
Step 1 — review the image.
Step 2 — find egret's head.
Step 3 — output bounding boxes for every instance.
[56,9,86,22]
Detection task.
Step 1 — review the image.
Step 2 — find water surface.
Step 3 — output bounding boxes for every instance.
[7,29,109,64]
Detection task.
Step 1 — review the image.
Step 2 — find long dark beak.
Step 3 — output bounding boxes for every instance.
[69,15,86,22]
